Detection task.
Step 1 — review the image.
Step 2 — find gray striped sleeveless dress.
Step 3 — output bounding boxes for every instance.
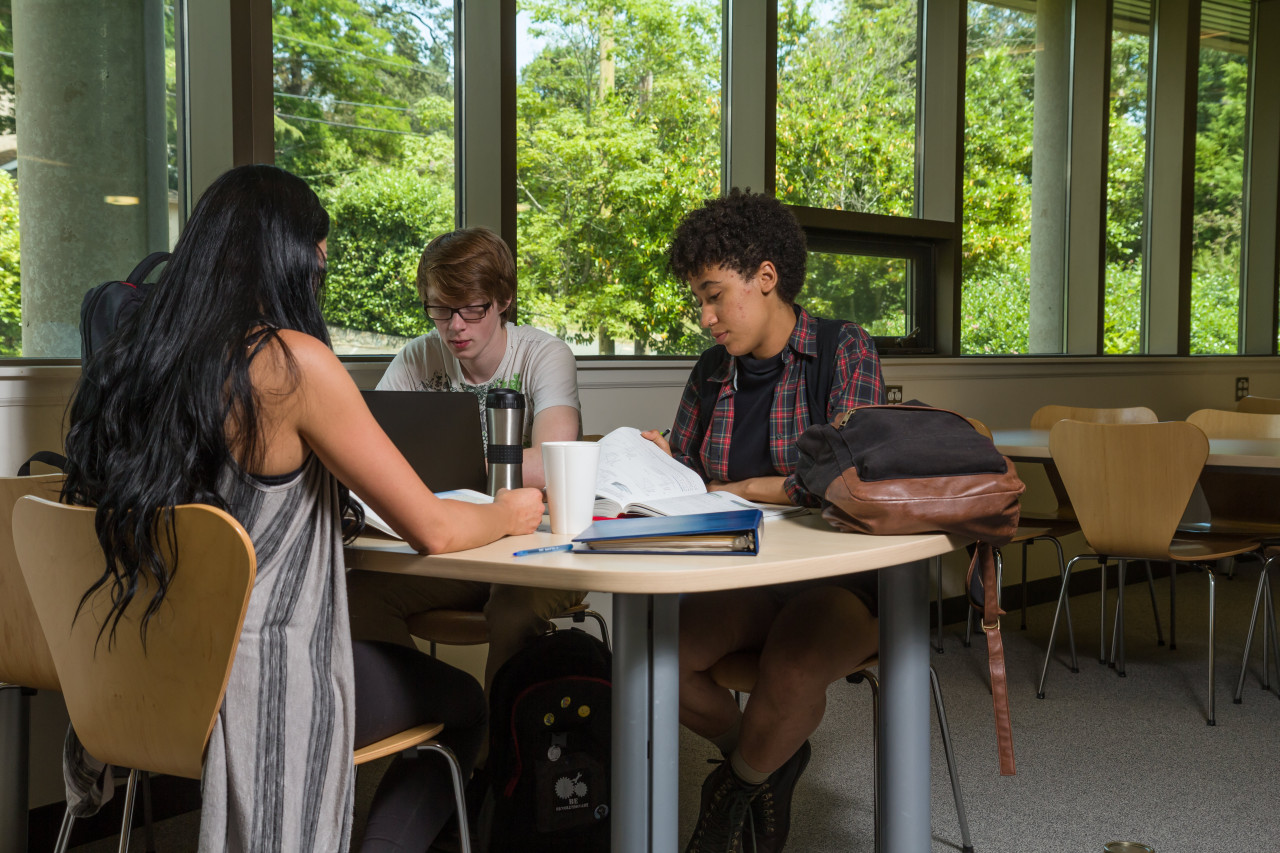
[198,453,356,852]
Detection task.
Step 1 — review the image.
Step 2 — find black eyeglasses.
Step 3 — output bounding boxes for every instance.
[424,302,492,322]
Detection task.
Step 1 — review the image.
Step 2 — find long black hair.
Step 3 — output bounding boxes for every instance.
[62,164,334,645]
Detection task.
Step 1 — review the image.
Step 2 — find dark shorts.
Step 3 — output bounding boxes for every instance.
[758,570,879,618]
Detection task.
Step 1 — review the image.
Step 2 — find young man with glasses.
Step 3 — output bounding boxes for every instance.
[349,226,584,695]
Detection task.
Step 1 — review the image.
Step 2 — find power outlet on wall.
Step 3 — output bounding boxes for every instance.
[1236,377,1249,401]
[886,385,904,404]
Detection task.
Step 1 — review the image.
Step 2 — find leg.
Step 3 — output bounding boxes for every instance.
[738,587,877,774]
[1170,563,1178,650]
[934,556,944,653]
[678,588,780,743]
[1145,560,1165,646]
[346,571,490,648]
[482,584,586,692]
[1099,558,1108,664]
[1039,556,1085,698]
[1206,568,1217,726]
[353,641,487,853]
[1234,558,1270,703]
[929,667,972,853]
[1021,540,1029,630]
[0,686,30,853]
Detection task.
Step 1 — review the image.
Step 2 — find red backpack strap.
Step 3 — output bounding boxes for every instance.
[968,543,1016,775]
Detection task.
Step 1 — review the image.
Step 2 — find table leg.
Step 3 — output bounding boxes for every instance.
[879,560,931,852]
[612,593,680,853]
[0,686,30,853]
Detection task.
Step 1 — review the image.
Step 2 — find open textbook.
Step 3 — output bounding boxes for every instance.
[593,427,807,520]
[352,489,492,538]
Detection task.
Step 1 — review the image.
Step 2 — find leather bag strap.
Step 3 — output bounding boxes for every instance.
[969,543,1016,775]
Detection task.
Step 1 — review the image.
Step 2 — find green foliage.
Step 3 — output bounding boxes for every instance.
[0,173,20,356]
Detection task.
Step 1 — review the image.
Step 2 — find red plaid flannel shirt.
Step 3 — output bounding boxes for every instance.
[669,308,885,506]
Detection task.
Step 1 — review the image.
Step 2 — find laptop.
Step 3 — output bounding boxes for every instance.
[361,390,488,494]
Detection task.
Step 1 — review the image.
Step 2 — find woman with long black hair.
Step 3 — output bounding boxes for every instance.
[62,164,544,852]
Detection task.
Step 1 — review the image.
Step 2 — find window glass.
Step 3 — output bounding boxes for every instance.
[273,0,456,356]
[515,0,722,356]
[803,251,910,340]
[1189,0,1251,355]
[775,0,918,217]
[1103,2,1151,355]
[3,2,179,358]
[961,1,1037,354]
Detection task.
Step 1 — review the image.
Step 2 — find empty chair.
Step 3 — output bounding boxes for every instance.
[1023,405,1160,645]
[408,602,610,656]
[709,651,973,853]
[1236,395,1280,415]
[1038,421,1260,725]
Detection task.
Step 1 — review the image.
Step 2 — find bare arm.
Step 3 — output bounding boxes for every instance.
[268,332,544,553]
[521,405,581,489]
[708,477,790,505]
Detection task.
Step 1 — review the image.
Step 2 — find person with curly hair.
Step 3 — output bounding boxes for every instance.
[642,189,885,852]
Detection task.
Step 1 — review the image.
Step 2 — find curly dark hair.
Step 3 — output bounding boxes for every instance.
[666,188,808,303]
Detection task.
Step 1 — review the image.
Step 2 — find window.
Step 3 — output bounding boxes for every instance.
[961,1,1037,355]
[1103,1,1152,355]
[775,0,918,217]
[514,0,722,357]
[273,0,457,356]
[2,2,180,358]
[1189,0,1252,355]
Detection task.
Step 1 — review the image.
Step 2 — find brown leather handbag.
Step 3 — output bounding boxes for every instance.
[796,402,1024,775]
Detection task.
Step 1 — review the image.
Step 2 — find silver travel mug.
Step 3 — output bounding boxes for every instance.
[485,388,525,495]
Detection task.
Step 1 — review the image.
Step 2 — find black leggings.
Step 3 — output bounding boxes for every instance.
[353,640,486,853]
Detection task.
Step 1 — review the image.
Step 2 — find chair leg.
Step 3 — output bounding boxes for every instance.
[418,742,473,853]
[1266,579,1280,695]
[1207,568,1217,726]
[142,770,157,852]
[53,808,76,853]
[1099,557,1110,664]
[1143,560,1165,647]
[1234,557,1273,703]
[1110,560,1127,677]
[1020,540,1029,630]
[929,666,974,853]
[1169,564,1178,651]
[583,609,611,650]
[1039,555,1085,698]
[117,768,139,853]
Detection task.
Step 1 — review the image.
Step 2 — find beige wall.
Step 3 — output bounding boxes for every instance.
[7,356,1280,805]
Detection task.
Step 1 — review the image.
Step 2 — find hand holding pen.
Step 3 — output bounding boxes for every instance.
[639,428,673,457]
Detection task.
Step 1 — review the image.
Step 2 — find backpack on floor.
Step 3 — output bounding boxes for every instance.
[484,628,611,853]
[795,401,1024,776]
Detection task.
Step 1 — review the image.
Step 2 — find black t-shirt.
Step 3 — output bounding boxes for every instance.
[727,352,786,482]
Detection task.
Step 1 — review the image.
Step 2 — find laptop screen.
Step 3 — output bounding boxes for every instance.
[360,390,488,494]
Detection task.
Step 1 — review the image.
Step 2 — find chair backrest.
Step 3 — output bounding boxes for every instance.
[0,474,65,692]
[1236,395,1280,415]
[1187,408,1280,439]
[1048,420,1207,558]
[965,417,994,441]
[12,496,256,780]
[1030,404,1158,430]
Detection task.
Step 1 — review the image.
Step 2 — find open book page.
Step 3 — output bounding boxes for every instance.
[350,489,494,539]
[624,490,807,520]
[593,427,708,516]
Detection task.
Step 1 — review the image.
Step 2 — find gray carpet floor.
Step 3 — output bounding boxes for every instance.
[74,563,1280,851]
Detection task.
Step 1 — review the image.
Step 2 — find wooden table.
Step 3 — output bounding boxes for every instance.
[993,428,1280,472]
[346,513,966,853]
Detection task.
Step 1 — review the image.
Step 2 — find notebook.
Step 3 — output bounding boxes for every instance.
[360,390,488,494]
[571,509,763,555]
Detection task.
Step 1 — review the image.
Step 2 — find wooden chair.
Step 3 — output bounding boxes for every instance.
[0,474,65,852]
[14,497,472,853]
[1236,395,1280,415]
[1038,421,1260,725]
[409,602,610,656]
[1022,405,1160,646]
[709,652,973,853]
[1183,409,1280,705]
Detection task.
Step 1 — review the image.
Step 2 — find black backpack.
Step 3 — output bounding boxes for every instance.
[78,251,169,364]
[484,628,611,853]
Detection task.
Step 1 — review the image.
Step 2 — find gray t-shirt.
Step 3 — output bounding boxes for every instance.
[377,323,580,445]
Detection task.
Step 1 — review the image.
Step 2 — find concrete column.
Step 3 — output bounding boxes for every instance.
[1029,0,1071,353]
[14,0,169,357]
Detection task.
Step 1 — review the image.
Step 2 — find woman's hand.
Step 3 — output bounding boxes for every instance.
[495,487,545,535]
[640,429,673,456]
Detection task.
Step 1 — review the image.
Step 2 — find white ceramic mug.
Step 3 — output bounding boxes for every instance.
[541,441,601,536]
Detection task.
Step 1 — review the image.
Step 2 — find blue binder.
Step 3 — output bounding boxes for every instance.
[571,509,763,555]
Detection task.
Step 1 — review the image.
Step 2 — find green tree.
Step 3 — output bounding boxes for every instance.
[0,173,20,356]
